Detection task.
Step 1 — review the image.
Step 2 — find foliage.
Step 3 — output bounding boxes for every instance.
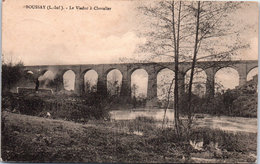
[46,75,63,92]
[84,80,97,94]
[189,128,256,152]
[107,79,121,97]
[2,60,24,91]
[203,91,257,117]
[178,87,257,117]
[2,92,110,122]
[179,93,204,115]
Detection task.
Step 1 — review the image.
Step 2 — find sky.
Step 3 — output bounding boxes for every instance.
[2,0,259,94]
[2,0,143,65]
[2,0,258,66]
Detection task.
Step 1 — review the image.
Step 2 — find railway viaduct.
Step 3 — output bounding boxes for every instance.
[24,60,258,107]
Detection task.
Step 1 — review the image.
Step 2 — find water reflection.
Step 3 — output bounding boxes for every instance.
[110,109,175,121]
[110,110,257,133]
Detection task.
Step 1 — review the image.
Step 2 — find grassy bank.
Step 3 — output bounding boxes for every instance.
[2,92,110,122]
[1,112,257,163]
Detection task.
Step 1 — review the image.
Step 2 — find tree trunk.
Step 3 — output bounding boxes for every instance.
[187,1,201,131]
[173,1,182,137]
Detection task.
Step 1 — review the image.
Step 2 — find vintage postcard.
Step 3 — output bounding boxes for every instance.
[1,0,258,163]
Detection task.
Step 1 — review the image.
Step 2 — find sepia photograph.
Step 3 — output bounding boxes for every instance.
[1,0,258,163]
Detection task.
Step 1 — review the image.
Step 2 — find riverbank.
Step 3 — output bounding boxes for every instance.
[2,111,257,163]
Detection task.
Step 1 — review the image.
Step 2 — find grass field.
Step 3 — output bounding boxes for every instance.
[1,111,257,163]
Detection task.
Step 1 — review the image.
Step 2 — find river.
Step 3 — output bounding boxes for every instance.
[110,109,257,133]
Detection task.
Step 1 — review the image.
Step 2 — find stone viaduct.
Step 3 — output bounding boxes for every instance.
[24,60,258,107]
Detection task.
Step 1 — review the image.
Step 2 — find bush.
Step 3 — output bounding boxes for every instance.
[189,128,255,152]
[179,93,206,115]
[2,61,24,91]
[135,116,156,124]
[178,89,257,118]
[2,92,111,122]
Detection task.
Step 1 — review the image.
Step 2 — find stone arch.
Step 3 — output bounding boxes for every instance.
[185,68,207,97]
[247,67,258,81]
[83,69,98,93]
[214,67,239,94]
[131,69,148,99]
[106,69,123,96]
[157,68,175,101]
[104,67,124,76]
[129,66,149,76]
[155,66,173,75]
[215,64,239,75]
[60,69,77,76]
[184,65,205,73]
[246,63,258,75]
[63,70,76,91]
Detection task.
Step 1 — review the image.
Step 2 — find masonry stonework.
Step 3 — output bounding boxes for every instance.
[24,60,258,107]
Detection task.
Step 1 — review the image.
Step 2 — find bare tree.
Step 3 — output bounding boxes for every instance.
[138,1,189,137]
[187,1,201,131]
[185,1,244,130]
[138,1,246,137]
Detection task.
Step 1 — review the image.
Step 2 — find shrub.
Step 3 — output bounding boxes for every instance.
[135,116,156,124]
[2,92,111,122]
[189,128,255,152]
[178,88,257,118]
[2,61,24,91]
